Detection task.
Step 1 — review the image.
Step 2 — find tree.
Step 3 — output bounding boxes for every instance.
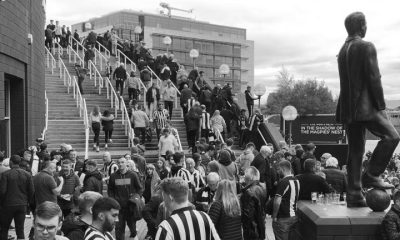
[266,67,336,115]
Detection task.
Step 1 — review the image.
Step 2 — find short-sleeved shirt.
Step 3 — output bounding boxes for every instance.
[275,175,300,218]
[33,170,57,204]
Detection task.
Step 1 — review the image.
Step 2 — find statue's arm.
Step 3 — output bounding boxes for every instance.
[365,43,386,110]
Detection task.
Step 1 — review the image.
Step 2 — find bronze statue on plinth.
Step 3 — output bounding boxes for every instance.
[336,12,400,208]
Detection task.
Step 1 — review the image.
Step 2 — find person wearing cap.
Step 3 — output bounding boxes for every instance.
[113,62,128,96]
[162,80,177,120]
[0,155,34,240]
[244,86,258,117]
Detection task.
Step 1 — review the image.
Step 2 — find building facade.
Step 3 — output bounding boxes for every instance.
[72,10,254,93]
[0,0,46,156]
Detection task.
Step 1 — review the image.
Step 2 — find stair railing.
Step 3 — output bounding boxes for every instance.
[116,49,137,73]
[146,66,182,116]
[96,40,110,59]
[57,55,73,93]
[104,77,120,118]
[88,60,104,95]
[120,96,134,147]
[69,36,85,59]
[93,48,108,71]
[45,47,56,74]
[53,41,63,58]
[67,45,84,67]
[41,91,49,140]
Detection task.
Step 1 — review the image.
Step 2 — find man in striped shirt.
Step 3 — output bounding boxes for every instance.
[84,197,120,240]
[155,178,220,240]
[199,105,211,140]
[153,102,169,140]
[272,160,300,240]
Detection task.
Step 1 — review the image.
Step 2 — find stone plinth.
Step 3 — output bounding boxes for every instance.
[296,200,389,240]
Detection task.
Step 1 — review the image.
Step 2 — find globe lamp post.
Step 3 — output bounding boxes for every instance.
[134,26,142,43]
[253,84,266,109]
[282,105,298,148]
[163,36,172,55]
[189,49,199,69]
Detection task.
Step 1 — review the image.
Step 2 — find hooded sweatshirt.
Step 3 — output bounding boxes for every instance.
[108,169,143,208]
[82,170,103,194]
[61,212,89,240]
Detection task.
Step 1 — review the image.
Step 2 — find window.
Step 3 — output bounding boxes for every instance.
[233,58,241,67]
[215,43,233,56]
[233,70,241,80]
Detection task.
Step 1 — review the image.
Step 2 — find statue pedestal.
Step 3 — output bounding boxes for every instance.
[296,201,389,240]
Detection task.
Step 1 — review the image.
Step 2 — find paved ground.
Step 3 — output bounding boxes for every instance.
[9,215,275,240]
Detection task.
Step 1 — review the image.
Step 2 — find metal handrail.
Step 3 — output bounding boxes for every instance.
[120,96,134,147]
[96,40,110,58]
[69,36,85,59]
[53,41,63,57]
[67,45,84,67]
[88,60,104,95]
[41,91,49,140]
[171,127,183,152]
[94,48,108,71]
[58,55,72,93]
[104,77,120,118]
[116,49,137,72]
[45,47,56,74]
[258,128,268,145]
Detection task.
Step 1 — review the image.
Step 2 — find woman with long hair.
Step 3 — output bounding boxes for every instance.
[156,157,169,180]
[208,179,243,240]
[101,110,114,150]
[89,105,101,152]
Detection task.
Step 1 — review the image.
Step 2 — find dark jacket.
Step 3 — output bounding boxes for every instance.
[82,170,103,194]
[101,115,114,131]
[241,181,266,240]
[0,166,34,207]
[336,36,385,124]
[61,212,89,240]
[323,167,347,195]
[382,204,400,240]
[146,87,160,105]
[108,169,143,208]
[180,88,194,106]
[245,90,255,105]
[113,66,127,80]
[251,153,269,184]
[142,194,163,224]
[296,172,331,200]
[184,108,201,131]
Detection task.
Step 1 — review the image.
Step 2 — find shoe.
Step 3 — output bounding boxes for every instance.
[346,191,367,208]
[105,144,108,150]
[362,172,394,189]
[109,139,113,143]
[93,144,96,150]
[96,146,100,152]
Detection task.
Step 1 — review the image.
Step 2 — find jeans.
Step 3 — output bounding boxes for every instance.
[148,101,157,120]
[105,130,113,143]
[116,80,124,95]
[92,122,100,146]
[272,216,298,240]
[115,207,137,240]
[164,101,173,120]
[134,127,146,144]
[0,205,26,240]
[247,104,254,117]
[187,129,198,151]
[128,88,139,100]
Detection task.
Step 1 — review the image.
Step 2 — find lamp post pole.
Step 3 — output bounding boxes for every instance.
[219,64,230,84]
[282,105,298,148]
[163,36,172,56]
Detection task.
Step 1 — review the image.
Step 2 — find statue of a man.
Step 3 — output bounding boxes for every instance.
[336,12,400,207]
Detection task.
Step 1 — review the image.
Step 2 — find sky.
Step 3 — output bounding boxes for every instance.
[46,0,400,100]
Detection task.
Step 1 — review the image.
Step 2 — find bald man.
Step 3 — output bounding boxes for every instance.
[195,172,220,212]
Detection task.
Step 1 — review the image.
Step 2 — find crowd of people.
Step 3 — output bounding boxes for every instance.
[1,132,380,240]
[45,20,74,52]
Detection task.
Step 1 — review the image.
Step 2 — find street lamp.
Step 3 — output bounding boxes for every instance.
[189,49,199,68]
[163,36,172,55]
[282,105,298,148]
[219,64,230,78]
[253,84,266,109]
[134,26,142,43]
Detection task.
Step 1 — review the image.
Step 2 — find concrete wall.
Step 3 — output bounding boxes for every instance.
[0,0,46,153]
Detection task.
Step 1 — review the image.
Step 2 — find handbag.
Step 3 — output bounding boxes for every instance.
[128,193,145,221]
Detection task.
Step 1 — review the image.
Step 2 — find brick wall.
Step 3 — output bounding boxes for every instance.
[0,0,46,152]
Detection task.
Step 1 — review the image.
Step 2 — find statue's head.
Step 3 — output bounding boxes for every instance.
[344,12,367,38]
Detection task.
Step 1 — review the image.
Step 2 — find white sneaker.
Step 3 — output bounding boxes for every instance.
[109,139,113,143]
[105,144,108,149]
[96,146,100,152]
[93,144,96,150]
